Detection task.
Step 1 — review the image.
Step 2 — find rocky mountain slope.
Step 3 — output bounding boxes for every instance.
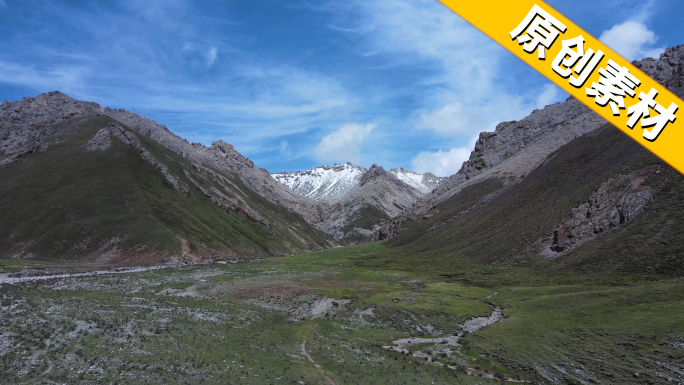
[381,45,684,274]
[271,163,442,202]
[313,164,426,241]
[389,168,443,194]
[0,92,335,264]
[271,163,366,203]
[271,163,441,242]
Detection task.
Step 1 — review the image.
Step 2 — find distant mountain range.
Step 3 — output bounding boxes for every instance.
[271,163,444,242]
[271,163,366,203]
[271,163,442,201]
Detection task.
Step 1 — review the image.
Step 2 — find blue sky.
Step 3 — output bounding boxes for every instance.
[0,0,682,175]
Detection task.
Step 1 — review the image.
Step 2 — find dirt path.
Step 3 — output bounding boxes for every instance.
[297,322,337,385]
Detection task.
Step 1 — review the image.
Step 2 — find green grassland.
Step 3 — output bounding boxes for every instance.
[2,242,683,384]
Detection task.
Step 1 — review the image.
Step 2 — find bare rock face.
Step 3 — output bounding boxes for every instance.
[419,96,606,214]
[633,45,684,89]
[420,172,443,192]
[102,107,191,156]
[0,91,100,164]
[547,165,660,255]
[86,126,113,151]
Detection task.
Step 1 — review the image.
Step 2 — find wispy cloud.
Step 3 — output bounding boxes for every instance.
[0,0,358,161]
[0,61,88,95]
[324,0,564,174]
[279,140,291,157]
[206,46,218,67]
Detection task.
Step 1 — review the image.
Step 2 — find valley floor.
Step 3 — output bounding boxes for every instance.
[1,243,683,384]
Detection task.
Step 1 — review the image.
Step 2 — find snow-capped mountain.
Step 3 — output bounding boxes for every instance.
[271,163,366,202]
[389,168,444,194]
[271,163,443,203]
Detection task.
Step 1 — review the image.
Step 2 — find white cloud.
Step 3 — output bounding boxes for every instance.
[411,146,471,177]
[599,20,665,61]
[330,0,563,139]
[411,134,478,177]
[0,61,87,94]
[314,123,375,163]
[181,43,219,69]
[206,46,218,68]
[415,90,559,136]
[279,140,291,157]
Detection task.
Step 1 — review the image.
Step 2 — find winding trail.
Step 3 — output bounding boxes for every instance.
[300,339,337,385]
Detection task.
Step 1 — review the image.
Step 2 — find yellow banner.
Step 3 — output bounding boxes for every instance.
[437,0,683,173]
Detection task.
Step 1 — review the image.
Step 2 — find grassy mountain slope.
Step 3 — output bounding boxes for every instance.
[387,123,684,276]
[0,115,333,264]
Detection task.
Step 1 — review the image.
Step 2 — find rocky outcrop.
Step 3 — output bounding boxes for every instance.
[632,45,684,90]
[183,170,269,227]
[88,123,190,196]
[0,91,99,165]
[547,165,659,255]
[418,96,605,214]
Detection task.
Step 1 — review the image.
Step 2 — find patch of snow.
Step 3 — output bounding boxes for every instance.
[271,163,444,201]
[389,168,444,194]
[271,163,366,202]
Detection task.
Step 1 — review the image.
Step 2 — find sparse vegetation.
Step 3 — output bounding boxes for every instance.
[2,242,683,384]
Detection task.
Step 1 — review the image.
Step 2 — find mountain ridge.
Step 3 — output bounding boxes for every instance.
[0,92,335,263]
[271,162,443,202]
[380,45,684,241]
[271,162,443,242]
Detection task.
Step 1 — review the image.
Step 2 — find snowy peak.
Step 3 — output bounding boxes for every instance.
[271,163,443,202]
[389,167,444,194]
[271,162,366,203]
